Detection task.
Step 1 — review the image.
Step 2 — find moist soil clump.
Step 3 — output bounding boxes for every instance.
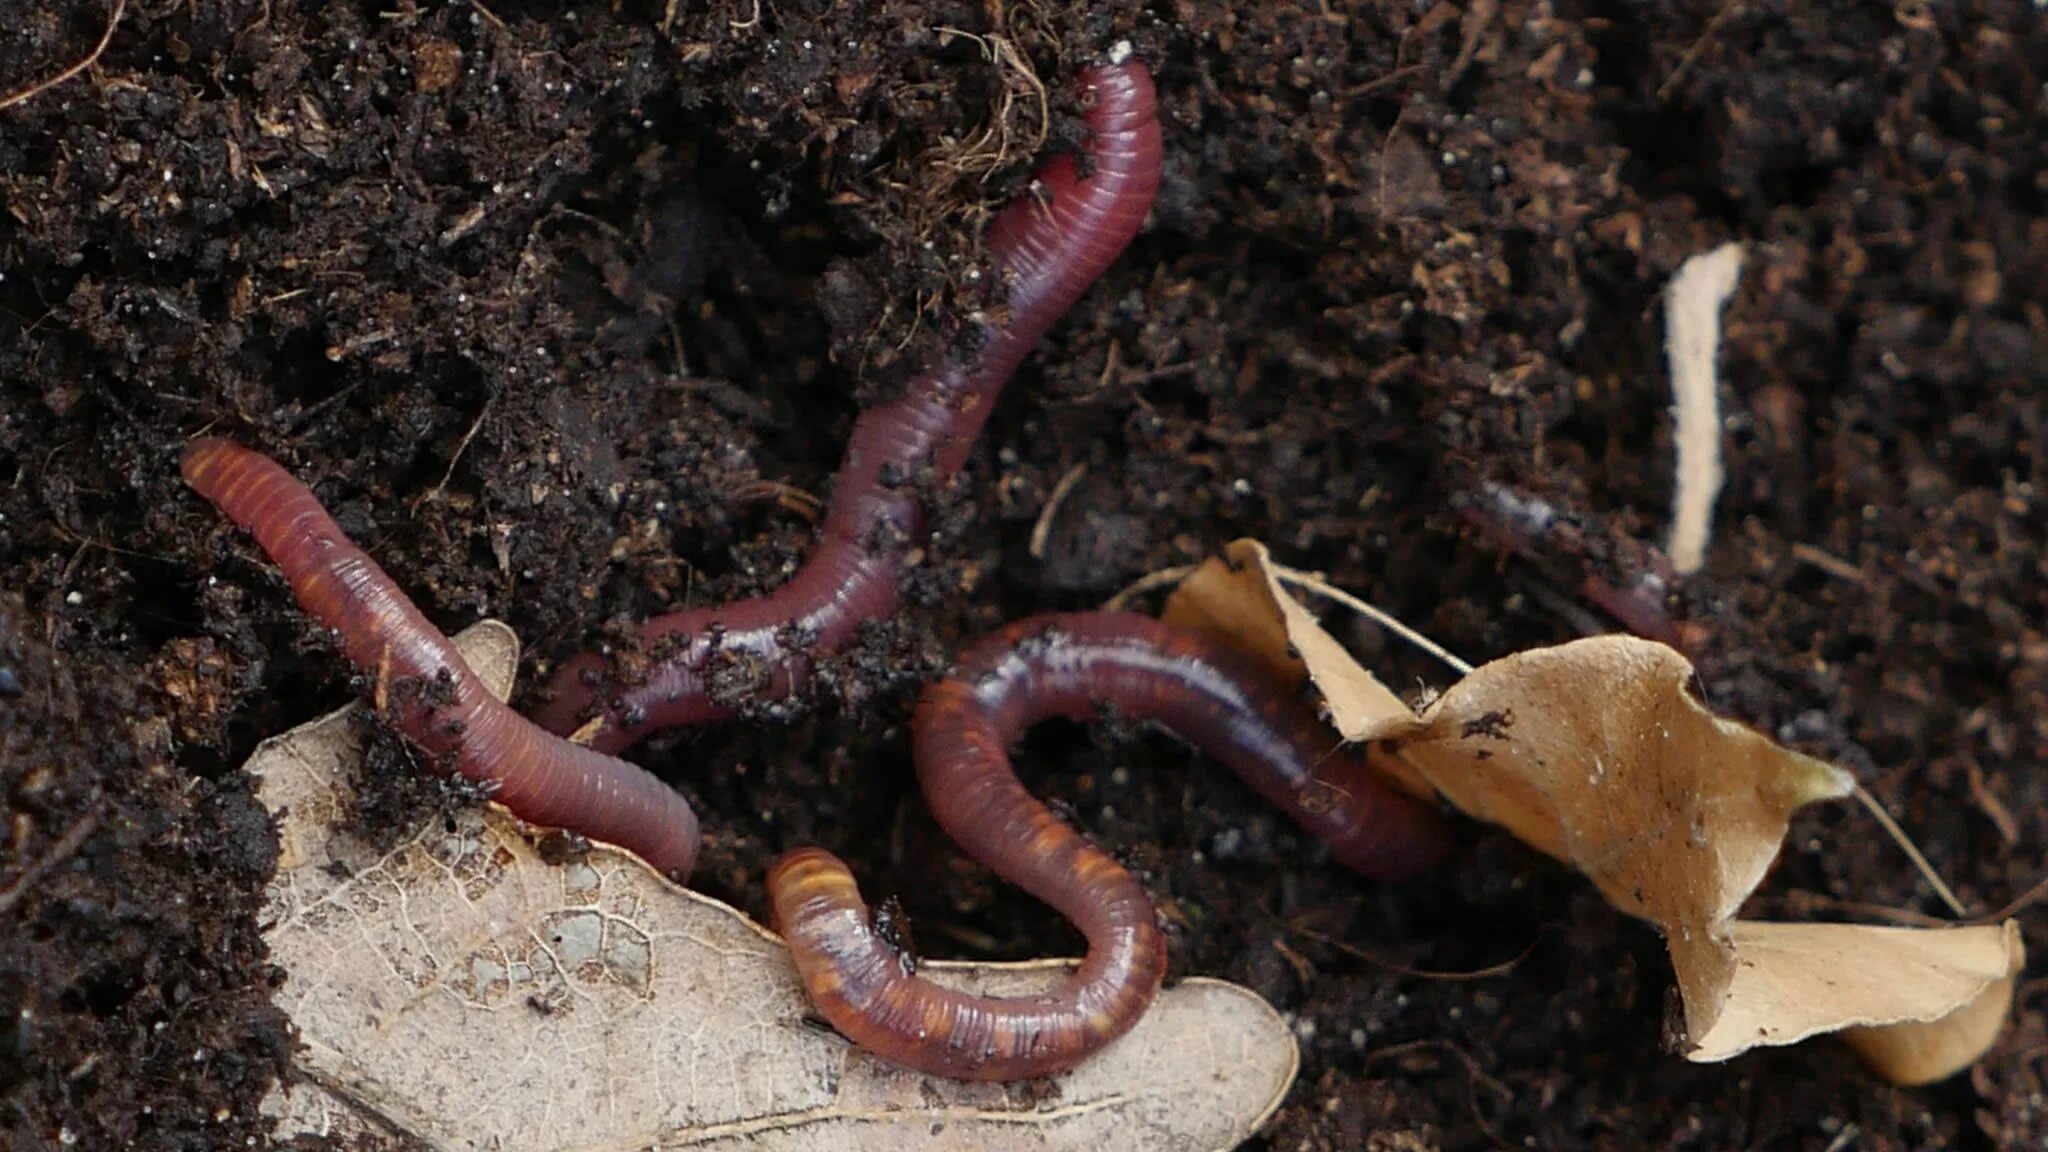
[3,2,2043,1149]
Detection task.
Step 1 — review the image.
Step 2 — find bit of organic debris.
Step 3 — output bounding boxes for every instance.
[1163,540,2024,1086]
[1662,242,1746,575]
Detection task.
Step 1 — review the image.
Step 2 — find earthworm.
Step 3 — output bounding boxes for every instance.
[770,612,1448,1080]
[180,438,705,879]
[532,58,1165,753]
[1455,478,1700,649]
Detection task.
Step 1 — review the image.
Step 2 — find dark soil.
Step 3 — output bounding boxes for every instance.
[3,1,2043,1149]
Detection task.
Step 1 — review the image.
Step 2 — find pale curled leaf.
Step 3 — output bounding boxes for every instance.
[252,620,1298,1151]
[1398,635,1854,932]
[1161,539,1431,799]
[1163,540,2022,1082]
[1839,922,2026,1087]
[1690,920,2024,1085]
[1162,539,1414,741]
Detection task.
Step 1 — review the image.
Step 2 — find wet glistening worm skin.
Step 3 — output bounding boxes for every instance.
[181,438,705,879]
[182,442,1447,1080]
[180,54,1451,1082]
[770,612,1449,1081]
[179,59,1161,882]
[531,58,1166,755]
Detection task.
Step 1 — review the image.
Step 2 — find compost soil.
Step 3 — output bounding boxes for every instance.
[2,1,2044,1149]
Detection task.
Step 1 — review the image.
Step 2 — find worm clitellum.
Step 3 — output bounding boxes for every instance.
[181,438,706,879]
[770,612,1449,1081]
[532,58,1166,754]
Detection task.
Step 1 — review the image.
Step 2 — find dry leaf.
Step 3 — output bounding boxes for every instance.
[1697,920,2025,1085]
[1161,540,1431,799]
[1837,921,2026,1086]
[252,621,1299,1151]
[1164,539,2024,1084]
[1162,540,1414,741]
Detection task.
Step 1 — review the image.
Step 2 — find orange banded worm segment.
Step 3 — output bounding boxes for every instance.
[771,612,1447,1080]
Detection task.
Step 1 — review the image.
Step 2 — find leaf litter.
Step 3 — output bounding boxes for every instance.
[1160,538,2024,1087]
[251,621,1298,1152]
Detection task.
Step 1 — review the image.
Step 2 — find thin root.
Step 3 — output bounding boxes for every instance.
[1101,564,1199,611]
[1290,920,1547,982]
[1268,563,1475,675]
[1363,1039,1515,1148]
[0,0,125,112]
[0,807,102,917]
[414,390,495,513]
[1852,784,1969,919]
[1027,462,1088,560]
[930,28,1050,181]
[1097,557,1475,679]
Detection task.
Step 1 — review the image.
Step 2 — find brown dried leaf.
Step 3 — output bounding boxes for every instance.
[1164,540,2023,1083]
[1164,540,1414,739]
[1163,539,1429,798]
[252,621,1298,1151]
[1696,920,2024,1085]
[1396,636,1855,938]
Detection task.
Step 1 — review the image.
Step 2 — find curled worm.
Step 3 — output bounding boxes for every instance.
[771,611,1448,1080]
[532,58,1166,754]
[181,438,705,879]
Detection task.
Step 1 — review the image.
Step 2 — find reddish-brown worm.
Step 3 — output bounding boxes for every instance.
[180,437,706,879]
[1455,478,1701,649]
[770,611,1449,1081]
[531,58,1166,754]
[184,56,1445,1081]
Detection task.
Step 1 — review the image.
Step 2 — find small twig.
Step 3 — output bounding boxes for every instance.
[1291,921,1547,982]
[467,0,507,35]
[1027,462,1088,561]
[1363,1039,1515,1149]
[1755,888,1955,927]
[1979,871,2048,925]
[414,390,496,512]
[1270,935,1317,986]
[1441,0,1496,93]
[1657,0,1740,103]
[734,479,822,523]
[1790,541,1867,585]
[0,807,102,917]
[286,378,369,436]
[0,0,126,113]
[1098,557,1475,678]
[1852,784,1968,919]
[1965,759,2021,846]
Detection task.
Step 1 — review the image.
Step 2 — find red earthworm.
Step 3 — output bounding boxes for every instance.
[770,611,1448,1081]
[532,58,1165,753]
[1455,478,1703,650]
[180,437,705,879]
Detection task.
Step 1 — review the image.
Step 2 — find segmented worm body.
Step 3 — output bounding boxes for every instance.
[770,612,1448,1080]
[182,56,1451,1083]
[1457,478,1697,649]
[181,438,705,879]
[532,59,1166,754]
